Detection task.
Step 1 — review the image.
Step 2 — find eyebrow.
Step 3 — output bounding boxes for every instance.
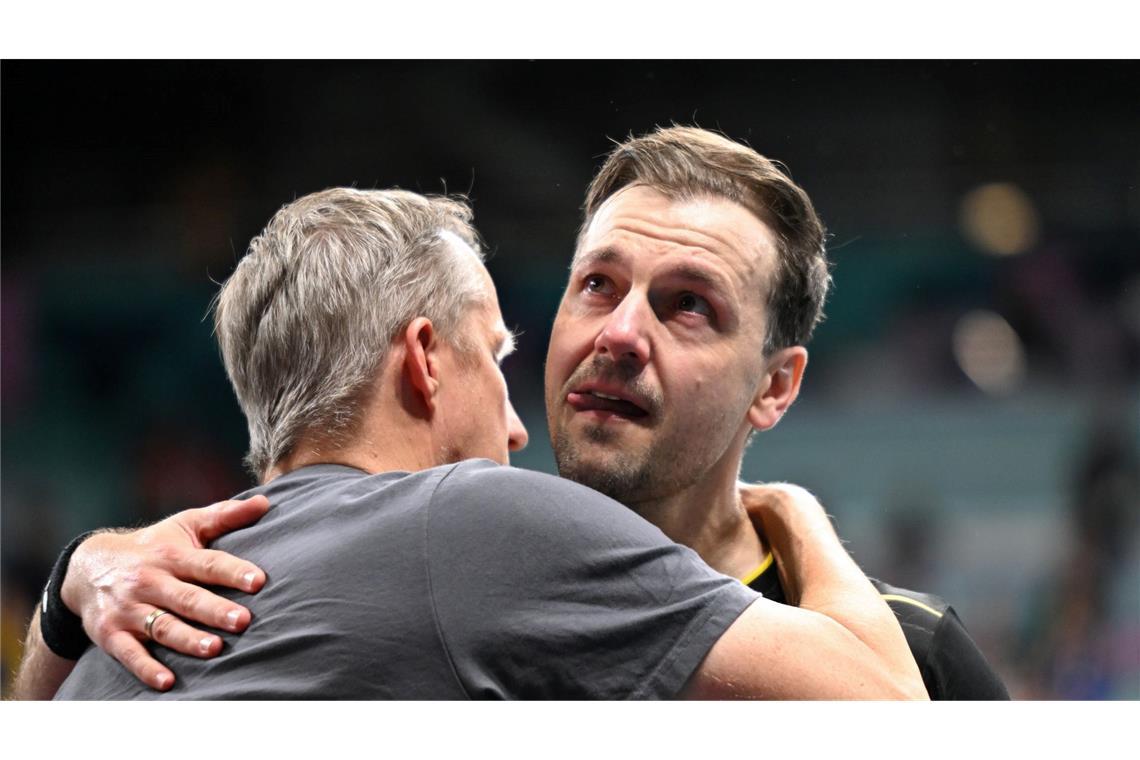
[571,247,624,271]
[667,264,732,294]
[574,247,733,295]
[494,327,518,364]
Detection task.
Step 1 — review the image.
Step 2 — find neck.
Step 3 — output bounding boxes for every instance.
[627,455,769,582]
[263,431,436,482]
[263,368,441,482]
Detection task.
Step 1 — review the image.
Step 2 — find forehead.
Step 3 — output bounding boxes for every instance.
[575,185,778,298]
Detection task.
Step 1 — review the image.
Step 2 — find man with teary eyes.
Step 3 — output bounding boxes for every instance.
[16,128,1003,699]
[541,127,1005,699]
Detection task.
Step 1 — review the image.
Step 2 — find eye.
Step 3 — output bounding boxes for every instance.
[583,274,614,296]
[676,292,712,317]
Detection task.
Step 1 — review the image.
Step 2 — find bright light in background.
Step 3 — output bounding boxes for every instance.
[960,182,1041,256]
[952,310,1027,395]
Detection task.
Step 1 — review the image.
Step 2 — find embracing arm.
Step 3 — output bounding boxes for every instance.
[682,484,928,700]
[428,463,923,700]
[12,609,80,700]
[10,495,269,699]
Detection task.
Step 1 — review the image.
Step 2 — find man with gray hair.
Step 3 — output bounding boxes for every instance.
[15,185,926,699]
[212,189,521,479]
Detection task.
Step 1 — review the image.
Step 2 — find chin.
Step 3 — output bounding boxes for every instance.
[553,430,653,505]
[560,464,642,505]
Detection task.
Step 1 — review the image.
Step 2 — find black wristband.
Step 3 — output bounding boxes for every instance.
[40,530,98,660]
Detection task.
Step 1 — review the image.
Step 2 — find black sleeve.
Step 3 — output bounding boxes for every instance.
[425,461,759,700]
[923,606,1011,700]
[869,579,1010,700]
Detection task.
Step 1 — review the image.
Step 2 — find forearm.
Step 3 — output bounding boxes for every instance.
[11,609,76,700]
[755,486,927,698]
[15,497,270,692]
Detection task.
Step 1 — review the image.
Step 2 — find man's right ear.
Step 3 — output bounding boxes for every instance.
[402,317,441,414]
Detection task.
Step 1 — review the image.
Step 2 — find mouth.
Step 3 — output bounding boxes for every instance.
[566,386,650,421]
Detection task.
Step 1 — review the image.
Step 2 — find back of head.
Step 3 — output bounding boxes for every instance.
[582,126,831,353]
[214,187,486,478]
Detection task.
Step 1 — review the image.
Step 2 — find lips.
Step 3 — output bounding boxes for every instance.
[566,387,649,419]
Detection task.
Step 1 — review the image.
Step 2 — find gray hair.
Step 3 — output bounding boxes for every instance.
[213,187,488,479]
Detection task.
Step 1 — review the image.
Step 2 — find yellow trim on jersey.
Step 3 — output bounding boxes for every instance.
[880,593,944,619]
[739,553,774,586]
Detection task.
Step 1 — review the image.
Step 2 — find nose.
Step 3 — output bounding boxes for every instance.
[594,294,651,366]
[507,401,529,452]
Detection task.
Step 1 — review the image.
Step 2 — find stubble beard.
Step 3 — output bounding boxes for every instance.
[548,355,734,508]
[552,419,693,508]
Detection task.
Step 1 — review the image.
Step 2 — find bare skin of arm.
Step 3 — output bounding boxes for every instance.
[10,496,270,699]
[11,609,80,700]
[681,484,928,699]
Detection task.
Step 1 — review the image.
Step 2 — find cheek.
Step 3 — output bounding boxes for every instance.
[545,319,586,387]
[496,378,510,418]
[661,355,746,421]
[658,353,703,396]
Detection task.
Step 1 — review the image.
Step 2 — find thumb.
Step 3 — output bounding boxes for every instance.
[180,495,271,546]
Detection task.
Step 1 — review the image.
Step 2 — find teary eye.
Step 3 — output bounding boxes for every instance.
[584,274,613,294]
[676,292,712,316]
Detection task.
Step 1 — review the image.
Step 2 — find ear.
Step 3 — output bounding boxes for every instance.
[746,346,808,432]
[402,317,441,414]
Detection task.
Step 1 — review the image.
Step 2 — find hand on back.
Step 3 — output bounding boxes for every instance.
[64,495,269,690]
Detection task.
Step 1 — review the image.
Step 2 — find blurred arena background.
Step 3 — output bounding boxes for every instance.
[2,60,1137,699]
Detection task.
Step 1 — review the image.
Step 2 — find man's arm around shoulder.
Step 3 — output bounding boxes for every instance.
[10,496,270,699]
[684,484,929,700]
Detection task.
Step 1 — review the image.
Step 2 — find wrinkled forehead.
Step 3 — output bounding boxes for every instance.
[574,185,778,298]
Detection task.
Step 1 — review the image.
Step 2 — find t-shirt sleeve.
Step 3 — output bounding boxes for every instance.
[871,578,1010,700]
[926,607,1011,700]
[425,461,759,699]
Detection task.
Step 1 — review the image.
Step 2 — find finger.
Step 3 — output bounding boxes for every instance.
[153,574,253,632]
[183,495,271,545]
[166,517,266,592]
[103,630,175,691]
[170,545,266,595]
[737,484,776,509]
[147,606,226,659]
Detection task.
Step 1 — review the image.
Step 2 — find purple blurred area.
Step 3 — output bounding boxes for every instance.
[2,61,1137,698]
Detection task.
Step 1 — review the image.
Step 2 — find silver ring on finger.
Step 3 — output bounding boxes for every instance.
[144,608,170,641]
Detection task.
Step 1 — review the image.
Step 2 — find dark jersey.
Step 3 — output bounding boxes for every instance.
[747,559,1009,700]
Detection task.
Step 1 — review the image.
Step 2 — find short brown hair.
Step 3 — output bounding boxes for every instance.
[581,126,830,352]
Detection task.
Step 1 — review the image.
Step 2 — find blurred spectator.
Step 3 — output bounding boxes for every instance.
[1014,415,1140,698]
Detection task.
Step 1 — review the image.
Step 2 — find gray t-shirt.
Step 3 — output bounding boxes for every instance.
[56,460,758,699]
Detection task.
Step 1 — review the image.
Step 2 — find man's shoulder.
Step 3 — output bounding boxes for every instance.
[241,460,625,534]
[433,459,626,518]
[216,464,463,558]
[426,459,681,570]
[439,458,594,491]
[424,461,756,700]
[870,578,1010,700]
[867,579,948,676]
[870,579,951,627]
